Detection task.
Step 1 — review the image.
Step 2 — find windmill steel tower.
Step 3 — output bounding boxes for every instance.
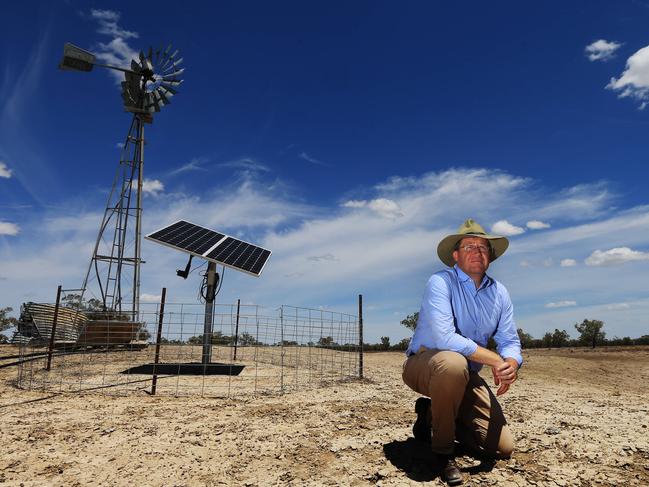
[59,43,183,319]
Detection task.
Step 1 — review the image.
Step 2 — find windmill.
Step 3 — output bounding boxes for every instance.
[59,43,184,320]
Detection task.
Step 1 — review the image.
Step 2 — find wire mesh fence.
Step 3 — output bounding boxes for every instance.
[15,301,362,398]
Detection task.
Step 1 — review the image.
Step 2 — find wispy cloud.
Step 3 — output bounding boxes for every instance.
[298,152,327,166]
[88,9,139,84]
[342,198,404,219]
[141,179,164,196]
[307,253,337,262]
[0,222,20,236]
[0,28,60,203]
[140,293,162,303]
[0,161,12,178]
[492,220,525,236]
[220,157,270,173]
[526,220,550,230]
[585,39,622,62]
[170,157,209,176]
[560,258,577,267]
[90,9,138,39]
[607,44,649,109]
[585,247,649,266]
[545,300,577,308]
[606,302,630,310]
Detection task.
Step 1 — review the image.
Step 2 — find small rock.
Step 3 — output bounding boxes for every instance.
[544,427,560,435]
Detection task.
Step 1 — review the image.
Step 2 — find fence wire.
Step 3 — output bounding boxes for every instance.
[16,302,362,398]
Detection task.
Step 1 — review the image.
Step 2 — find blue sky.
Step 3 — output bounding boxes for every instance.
[1,1,649,342]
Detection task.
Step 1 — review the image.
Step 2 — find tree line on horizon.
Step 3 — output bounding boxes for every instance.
[2,305,648,350]
[388,312,649,352]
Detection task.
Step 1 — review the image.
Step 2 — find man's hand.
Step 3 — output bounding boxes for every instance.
[491,357,519,396]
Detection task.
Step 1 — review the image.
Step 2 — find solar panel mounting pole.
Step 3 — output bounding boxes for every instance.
[202,262,217,364]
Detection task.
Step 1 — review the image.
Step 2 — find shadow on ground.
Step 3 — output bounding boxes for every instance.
[383,438,496,482]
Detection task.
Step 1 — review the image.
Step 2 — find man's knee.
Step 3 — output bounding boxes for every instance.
[497,428,514,459]
[431,351,469,380]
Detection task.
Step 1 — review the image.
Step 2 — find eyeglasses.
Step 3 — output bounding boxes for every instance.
[458,244,490,254]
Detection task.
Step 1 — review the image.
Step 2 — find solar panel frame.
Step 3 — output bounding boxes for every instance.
[145,220,271,277]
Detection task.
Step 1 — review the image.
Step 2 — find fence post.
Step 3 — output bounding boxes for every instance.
[358,294,363,379]
[233,299,241,360]
[151,287,166,396]
[280,305,284,393]
[46,285,62,371]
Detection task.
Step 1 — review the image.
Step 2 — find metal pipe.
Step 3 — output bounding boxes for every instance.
[132,118,144,320]
[202,262,217,364]
[151,287,166,395]
[233,299,241,361]
[358,294,363,379]
[46,286,63,371]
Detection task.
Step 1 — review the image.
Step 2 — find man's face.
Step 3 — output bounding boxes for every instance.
[452,237,491,276]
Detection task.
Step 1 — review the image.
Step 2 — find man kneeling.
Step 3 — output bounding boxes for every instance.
[403,219,522,486]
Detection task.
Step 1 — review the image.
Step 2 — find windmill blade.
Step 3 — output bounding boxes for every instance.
[147,46,153,62]
[162,68,185,79]
[130,59,142,73]
[161,48,180,70]
[153,90,165,108]
[163,58,184,73]
[142,58,153,72]
[159,85,177,96]
[161,79,183,88]
[155,88,171,105]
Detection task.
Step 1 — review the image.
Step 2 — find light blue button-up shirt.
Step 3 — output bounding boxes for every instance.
[406,265,523,371]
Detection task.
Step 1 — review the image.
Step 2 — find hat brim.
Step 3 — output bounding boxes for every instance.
[437,233,509,267]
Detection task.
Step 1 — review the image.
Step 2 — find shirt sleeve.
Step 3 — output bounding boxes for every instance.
[419,274,478,357]
[493,284,523,366]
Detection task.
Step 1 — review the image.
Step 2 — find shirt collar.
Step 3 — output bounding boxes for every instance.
[453,264,492,289]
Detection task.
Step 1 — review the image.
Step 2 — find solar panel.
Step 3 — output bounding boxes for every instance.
[145,220,271,277]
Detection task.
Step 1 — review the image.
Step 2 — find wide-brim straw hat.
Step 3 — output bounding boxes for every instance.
[437,218,509,267]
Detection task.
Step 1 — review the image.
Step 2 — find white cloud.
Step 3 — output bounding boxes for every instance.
[543,258,554,268]
[585,247,649,266]
[170,157,208,176]
[341,200,366,209]
[0,161,12,178]
[140,293,162,303]
[342,198,403,219]
[298,152,326,166]
[519,260,530,267]
[585,39,622,62]
[607,45,649,109]
[141,179,164,196]
[0,222,20,236]
[220,158,270,173]
[526,220,550,230]
[545,300,577,308]
[492,220,525,236]
[88,10,140,84]
[307,253,337,262]
[560,258,577,267]
[606,302,630,310]
[90,9,138,39]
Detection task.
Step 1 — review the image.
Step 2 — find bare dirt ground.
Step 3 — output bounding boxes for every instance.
[1,346,648,486]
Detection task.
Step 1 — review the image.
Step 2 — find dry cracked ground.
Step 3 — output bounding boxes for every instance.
[0,346,648,486]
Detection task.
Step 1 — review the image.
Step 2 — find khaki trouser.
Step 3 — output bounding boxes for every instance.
[402,347,514,458]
